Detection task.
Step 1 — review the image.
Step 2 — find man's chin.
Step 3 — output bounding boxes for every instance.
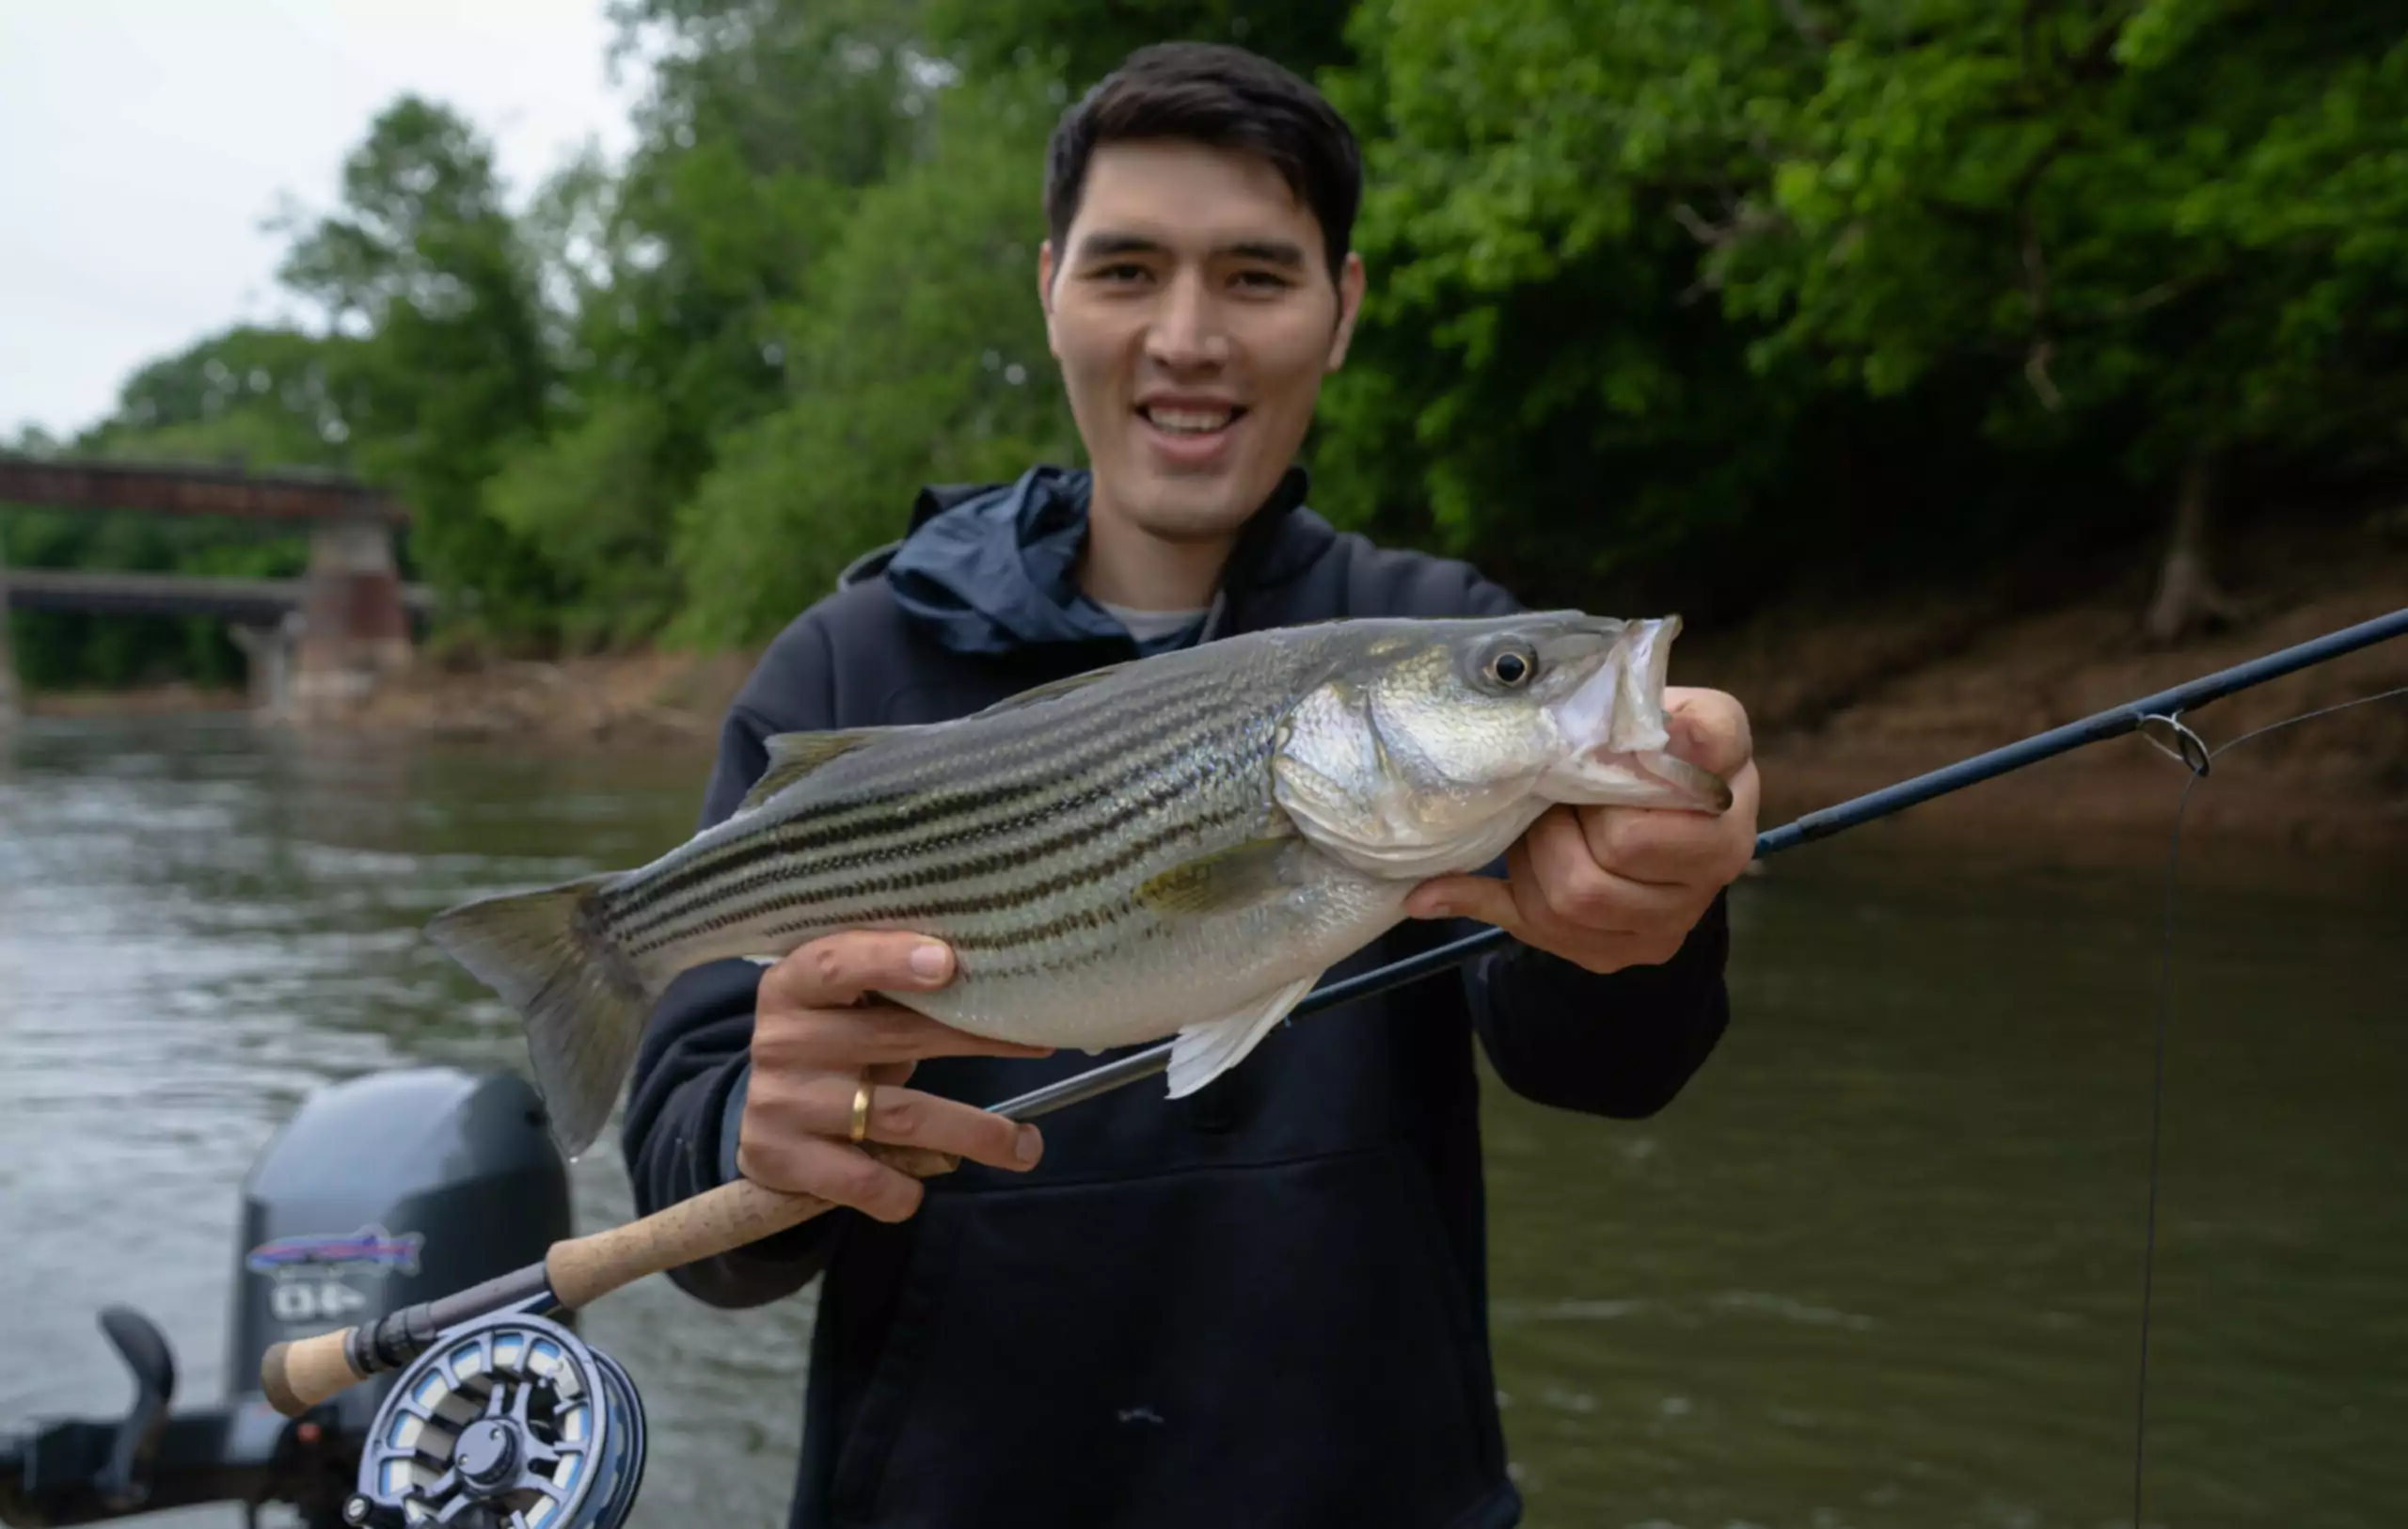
[1109,468,1275,543]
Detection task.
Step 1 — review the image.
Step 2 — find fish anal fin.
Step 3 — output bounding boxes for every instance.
[1133,834,1299,917]
[738,729,885,813]
[1164,973,1321,1098]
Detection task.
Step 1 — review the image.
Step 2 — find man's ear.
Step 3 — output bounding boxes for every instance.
[1038,239,1061,357]
[1326,250,1367,372]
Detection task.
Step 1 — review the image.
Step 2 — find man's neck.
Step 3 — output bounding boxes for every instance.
[1077,495,1234,613]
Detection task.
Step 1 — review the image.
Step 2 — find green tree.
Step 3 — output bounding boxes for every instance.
[276,96,562,638]
[671,70,1080,645]
[1316,0,1850,604]
[1718,0,2408,638]
[923,0,1358,88]
[1325,0,2407,629]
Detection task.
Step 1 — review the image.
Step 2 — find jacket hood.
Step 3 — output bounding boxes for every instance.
[871,463,1329,659]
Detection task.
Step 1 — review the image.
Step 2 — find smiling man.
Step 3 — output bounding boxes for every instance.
[623,41,1759,1529]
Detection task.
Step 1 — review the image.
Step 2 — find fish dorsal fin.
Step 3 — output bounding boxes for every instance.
[737,728,889,814]
[1133,833,1299,917]
[971,662,1129,717]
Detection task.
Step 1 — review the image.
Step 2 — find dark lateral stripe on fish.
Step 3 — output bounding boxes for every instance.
[601,679,1234,935]
[741,779,1267,953]
[609,725,1221,948]
[607,665,1244,924]
[619,718,1270,960]
[609,694,1264,947]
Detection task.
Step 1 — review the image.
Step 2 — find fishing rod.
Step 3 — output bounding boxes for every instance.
[270,605,2405,1529]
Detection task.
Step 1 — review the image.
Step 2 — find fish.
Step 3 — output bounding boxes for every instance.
[424,612,1731,1156]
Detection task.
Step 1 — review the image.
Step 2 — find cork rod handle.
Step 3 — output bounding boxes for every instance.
[548,1144,955,1308]
[259,1144,957,1416]
[260,1326,371,1417]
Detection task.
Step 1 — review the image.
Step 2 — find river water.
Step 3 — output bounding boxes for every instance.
[2,713,2401,1529]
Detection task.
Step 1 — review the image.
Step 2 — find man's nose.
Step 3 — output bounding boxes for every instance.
[1145,271,1228,370]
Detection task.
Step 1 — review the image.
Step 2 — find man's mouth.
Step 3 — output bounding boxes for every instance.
[1138,404,1246,437]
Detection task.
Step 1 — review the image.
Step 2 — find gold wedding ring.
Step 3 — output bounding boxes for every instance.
[849,1078,875,1143]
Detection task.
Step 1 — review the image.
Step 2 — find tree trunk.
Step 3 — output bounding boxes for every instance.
[2143,455,2238,645]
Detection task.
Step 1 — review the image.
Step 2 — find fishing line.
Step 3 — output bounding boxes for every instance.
[2130,682,2408,1529]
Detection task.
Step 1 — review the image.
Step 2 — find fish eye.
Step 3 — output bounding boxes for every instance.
[1480,642,1537,690]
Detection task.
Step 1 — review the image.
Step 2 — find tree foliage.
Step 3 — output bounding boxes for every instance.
[669,68,1082,645]
[8,0,2400,691]
[275,95,563,636]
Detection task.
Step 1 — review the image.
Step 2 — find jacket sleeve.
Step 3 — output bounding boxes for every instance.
[617,633,852,1308]
[1464,894,1732,1116]
[1444,564,1735,1117]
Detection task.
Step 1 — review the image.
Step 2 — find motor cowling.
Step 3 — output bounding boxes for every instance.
[2,1067,572,1527]
[232,1067,573,1441]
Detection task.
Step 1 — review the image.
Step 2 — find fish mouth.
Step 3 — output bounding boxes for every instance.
[1542,615,1732,814]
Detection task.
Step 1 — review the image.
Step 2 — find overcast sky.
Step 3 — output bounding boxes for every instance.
[0,1,646,442]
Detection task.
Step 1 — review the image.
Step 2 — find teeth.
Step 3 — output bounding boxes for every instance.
[1147,407,1233,435]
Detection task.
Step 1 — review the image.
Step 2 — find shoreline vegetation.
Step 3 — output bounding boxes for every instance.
[9,8,2406,718]
[24,518,2402,862]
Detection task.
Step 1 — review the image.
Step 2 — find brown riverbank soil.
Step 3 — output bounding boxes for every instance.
[28,516,2406,861]
[21,681,248,716]
[1674,513,2407,863]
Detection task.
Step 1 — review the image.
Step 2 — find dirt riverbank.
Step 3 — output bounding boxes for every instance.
[23,517,2405,861]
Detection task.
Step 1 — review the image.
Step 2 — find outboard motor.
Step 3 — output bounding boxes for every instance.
[1,1068,570,1527]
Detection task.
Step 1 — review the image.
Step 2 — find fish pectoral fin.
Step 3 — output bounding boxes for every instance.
[737,728,895,813]
[1133,834,1299,917]
[1164,973,1322,1098]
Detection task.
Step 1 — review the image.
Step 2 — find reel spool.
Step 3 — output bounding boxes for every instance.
[343,1311,645,1529]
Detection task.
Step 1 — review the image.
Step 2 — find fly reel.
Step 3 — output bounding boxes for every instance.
[343,1310,645,1529]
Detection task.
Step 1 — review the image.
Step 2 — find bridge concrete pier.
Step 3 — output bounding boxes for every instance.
[0,456,428,723]
[290,518,413,714]
[229,613,301,717]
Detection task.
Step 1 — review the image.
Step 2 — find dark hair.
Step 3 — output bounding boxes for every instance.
[1044,42,1363,287]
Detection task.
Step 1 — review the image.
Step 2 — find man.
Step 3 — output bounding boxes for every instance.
[624,40,1760,1529]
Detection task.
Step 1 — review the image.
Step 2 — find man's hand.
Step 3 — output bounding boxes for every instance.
[738,932,1054,1223]
[1404,687,1760,974]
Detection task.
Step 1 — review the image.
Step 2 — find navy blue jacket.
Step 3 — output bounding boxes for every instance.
[621,466,1732,1529]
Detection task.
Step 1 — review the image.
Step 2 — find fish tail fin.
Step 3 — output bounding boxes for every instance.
[424,873,649,1160]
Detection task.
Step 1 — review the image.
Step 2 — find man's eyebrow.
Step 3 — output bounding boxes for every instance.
[1225,240,1307,267]
[1072,231,1167,262]
[1070,232,1310,268]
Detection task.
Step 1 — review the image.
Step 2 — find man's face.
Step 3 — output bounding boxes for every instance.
[1040,139,1365,548]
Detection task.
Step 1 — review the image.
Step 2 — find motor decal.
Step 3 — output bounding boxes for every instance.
[246,1224,425,1277]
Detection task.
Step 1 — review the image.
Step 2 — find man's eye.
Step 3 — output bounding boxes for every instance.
[1233,269,1293,292]
[1091,263,1149,283]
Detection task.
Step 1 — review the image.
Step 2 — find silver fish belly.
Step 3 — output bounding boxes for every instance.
[424,613,1722,1155]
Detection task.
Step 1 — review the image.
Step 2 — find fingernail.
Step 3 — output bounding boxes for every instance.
[1413,898,1451,920]
[1015,1126,1042,1165]
[909,942,949,980]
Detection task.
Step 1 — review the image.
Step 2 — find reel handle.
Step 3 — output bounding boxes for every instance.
[261,1142,958,1416]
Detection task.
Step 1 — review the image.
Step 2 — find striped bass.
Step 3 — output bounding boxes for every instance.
[426,613,1731,1156]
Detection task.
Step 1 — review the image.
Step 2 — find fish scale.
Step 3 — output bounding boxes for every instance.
[612,706,1258,959]
[605,663,1251,949]
[424,613,1725,1157]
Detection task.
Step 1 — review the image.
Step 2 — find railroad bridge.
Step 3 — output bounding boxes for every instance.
[0,456,432,722]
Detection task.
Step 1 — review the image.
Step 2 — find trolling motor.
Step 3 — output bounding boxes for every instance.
[0,1069,570,1528]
